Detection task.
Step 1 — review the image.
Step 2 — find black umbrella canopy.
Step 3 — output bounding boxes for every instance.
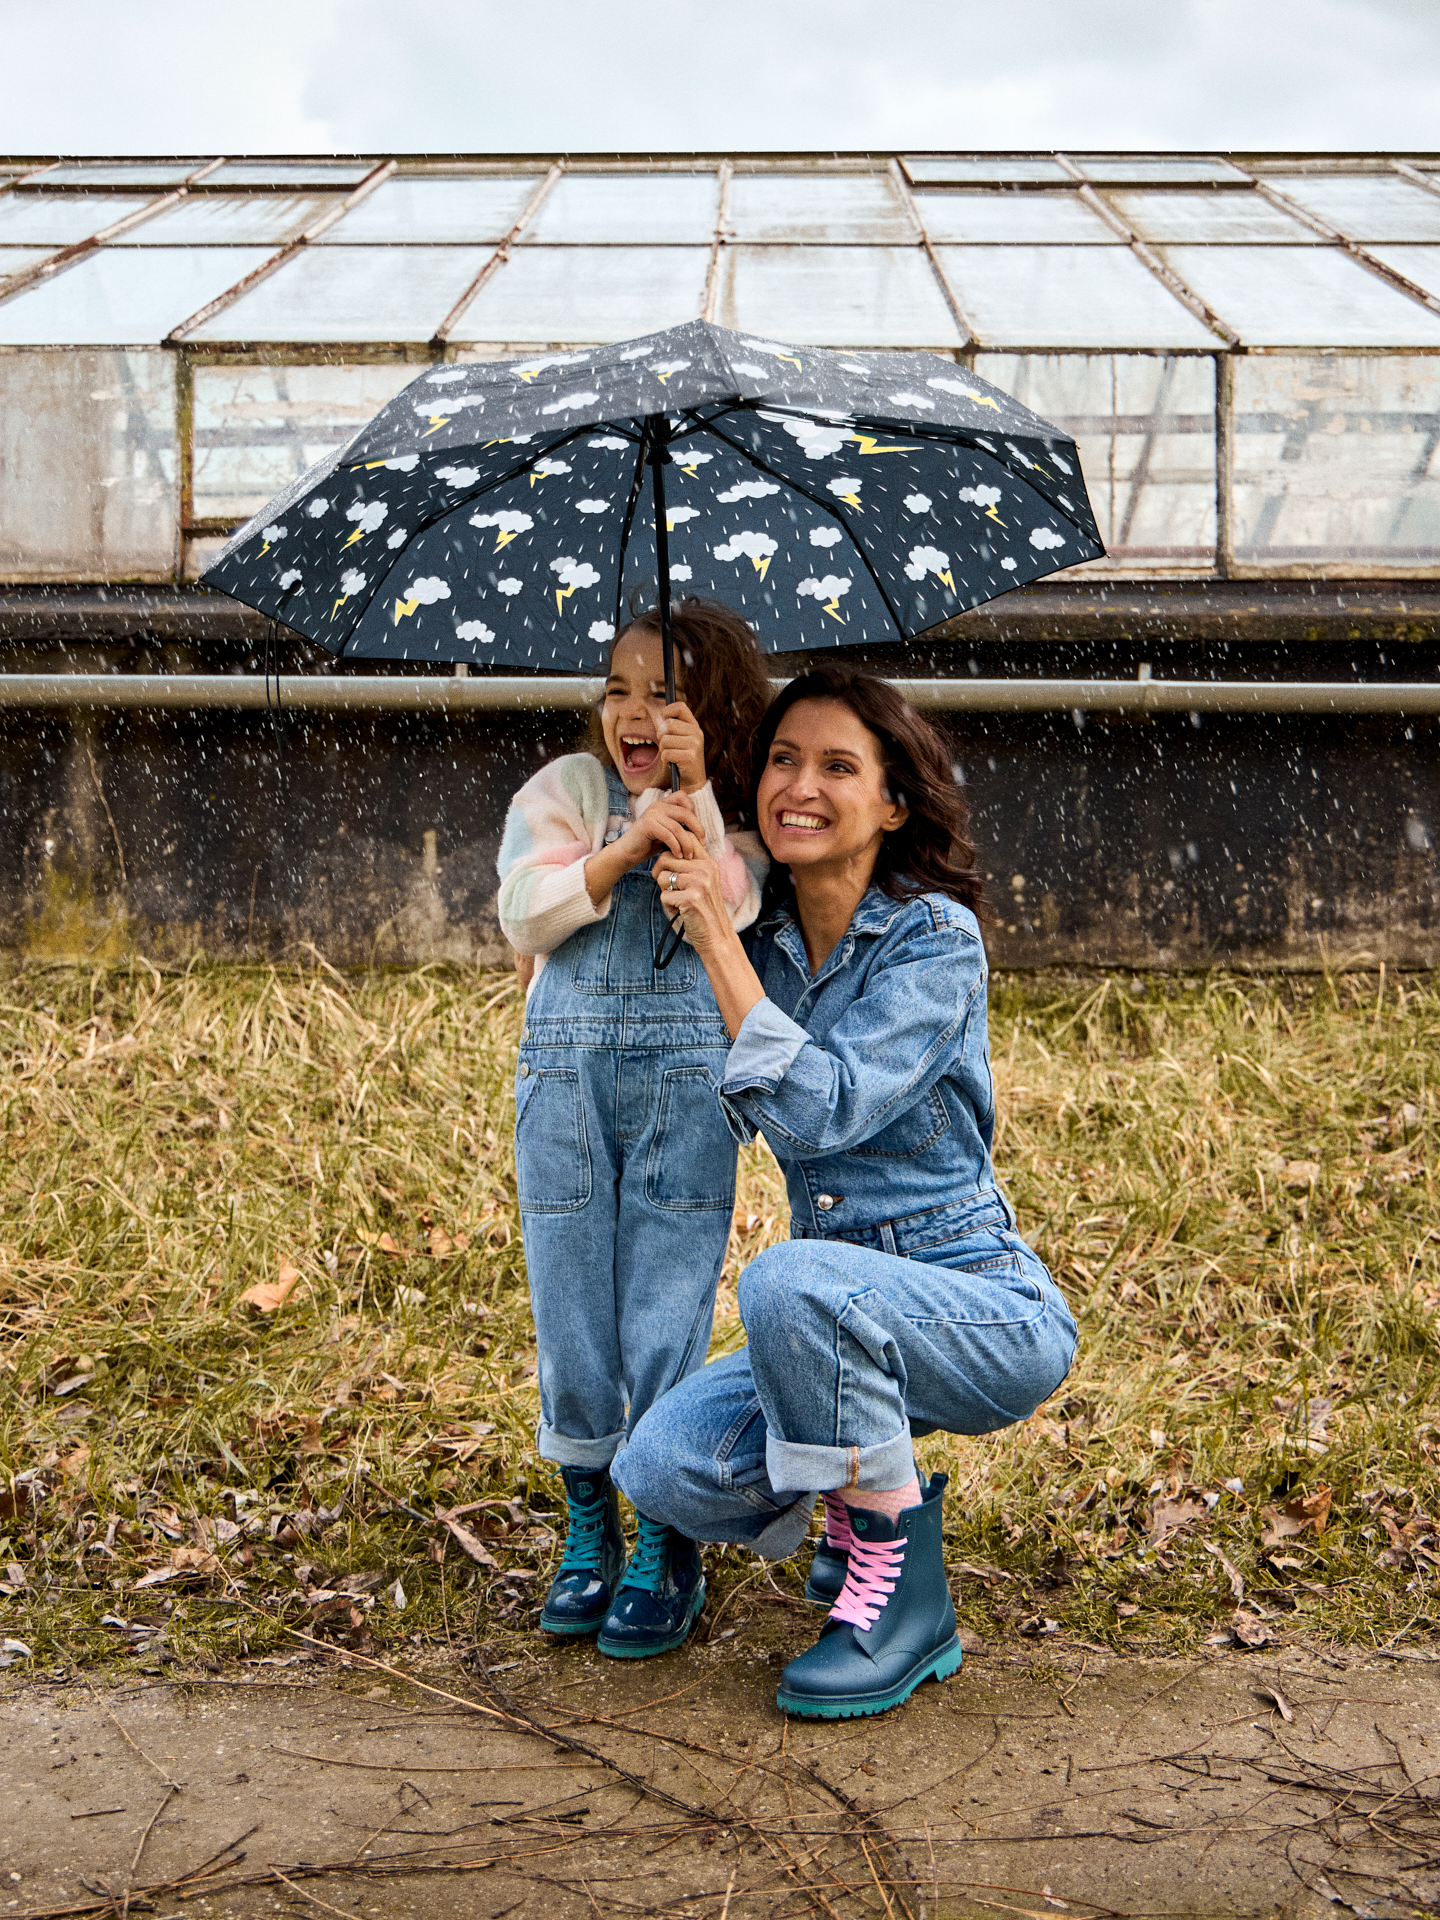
[203,320,1104,673]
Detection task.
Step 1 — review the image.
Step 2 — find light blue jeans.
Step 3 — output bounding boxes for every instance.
[613,1193,1077,1557]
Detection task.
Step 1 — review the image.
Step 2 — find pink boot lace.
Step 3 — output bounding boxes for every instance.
[821,1491,853,1554]
[829,1529,907,1631]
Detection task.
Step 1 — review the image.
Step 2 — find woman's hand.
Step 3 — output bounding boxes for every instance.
[657,700,706,793]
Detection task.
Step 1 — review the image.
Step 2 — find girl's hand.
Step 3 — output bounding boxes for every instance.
[657,701,706,793]
[616,789,702,866]
[652,829,731,957]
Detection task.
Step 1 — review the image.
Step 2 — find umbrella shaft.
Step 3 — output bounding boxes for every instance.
[647,415,679,738]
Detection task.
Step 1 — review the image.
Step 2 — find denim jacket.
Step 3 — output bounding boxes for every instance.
[719,885,1008,1249]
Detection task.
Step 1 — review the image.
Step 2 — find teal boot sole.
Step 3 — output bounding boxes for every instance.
[776,1634,963,1719]
[539,1608,606,1636]
[596,1577,706,1659]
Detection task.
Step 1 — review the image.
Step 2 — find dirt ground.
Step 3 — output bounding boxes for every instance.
[4,1622,1439,1920]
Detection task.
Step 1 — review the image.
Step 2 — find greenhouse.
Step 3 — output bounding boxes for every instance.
[0,152,1436,968]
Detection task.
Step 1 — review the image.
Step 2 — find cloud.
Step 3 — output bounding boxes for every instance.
[887,391,935,410]
[339,567,367,596]
[589,620,616,642]
[810,526,843,547]
[261,523,287,544]
[404,576,451,605]
[731,361,768,378]
[588,435,629,450]
[669,564,693,580]
[413,392,485,418]
[346,499,388,534]
[797,574,851,600]
[278,568,303,589]
[1029,526,1066,550]
[305,496,331,517]
[576,499,610,514]
[1051,452,1074,476]
[470,509,534,533]
[435,464,482,488]
[666,506,701,525]
[1000,557,1018,570]
[532,458,572,477]
[713,530,778,563]
[767,414,850,459]
[649,359,690,377]
[671,447,713,469]
[379,454,418,472]
[827,476,862,502]
[904,545,951,581]
[455,620,495,642]
[959,485,1003,508]
[541,390,600,414]
[496,577,523,595]
[426,368,470,386]
[552,558,601,589]
[387,528,408,548]
[716,480,780,503]
[904,493,932,513]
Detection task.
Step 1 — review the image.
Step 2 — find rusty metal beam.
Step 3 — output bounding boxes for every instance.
[889,156,977,347]
[701,159,733,324]
[1229,161,1440,321]
[0,158,227,306]
[431,163,564,347]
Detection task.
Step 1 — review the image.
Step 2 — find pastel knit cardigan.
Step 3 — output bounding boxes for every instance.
[497,753,768,972]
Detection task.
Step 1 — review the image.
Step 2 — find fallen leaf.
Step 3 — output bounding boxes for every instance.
[394,1285,427,1309]
[1149,1496,1208,1549]
[436,1511,499,1569]
[1,1637,33,1658]
[389,1577,407,1611]
[1231,1608,1273,1648]
[239,1262,301,1313]
[1116,1601,1140,1618]
[1203,1541,1246,1602]
[58,1445,91,1479]
[1283,1159,1321,1188]
[1018,1614,1060,1636]
[427,1227,471,1259]
[170,1545,219,1573]
[1256,1685,1295,1723]
[358,1229,407,1256]
[1259,1484,1333,1547]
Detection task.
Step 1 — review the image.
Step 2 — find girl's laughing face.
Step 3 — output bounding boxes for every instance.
[601,627,674,793]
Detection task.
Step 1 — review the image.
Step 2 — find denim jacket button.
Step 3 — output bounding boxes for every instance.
[815,1193,835,1211]
[517,1062,531,1078]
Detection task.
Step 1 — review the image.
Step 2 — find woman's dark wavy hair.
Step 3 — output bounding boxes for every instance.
[585,596,773,826]
[751,663,987,916]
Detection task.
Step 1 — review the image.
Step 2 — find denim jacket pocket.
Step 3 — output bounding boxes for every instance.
[645,1065,738,1212]
[849,1085,952,1159]
[514,1068,592,1214]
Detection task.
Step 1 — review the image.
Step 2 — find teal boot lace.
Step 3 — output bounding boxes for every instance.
[559,1489,611,1574]
[621,1513,671,1593]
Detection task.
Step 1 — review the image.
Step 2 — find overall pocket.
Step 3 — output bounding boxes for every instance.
[568,872,699,994]
[645,1065,737,1212]
[515,1068,592,1214]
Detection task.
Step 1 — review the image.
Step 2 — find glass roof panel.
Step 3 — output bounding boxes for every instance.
[39,162,214,186]
[725,172,913,243]
[0,248,55,278]
[320,174,541,243]
[1267,174,1440,242]
[1365,245,1440,299]
[186,245,491,341]
[0,247,274,344]
[1108,188,1319,244]
[914,190,1114,244]
[0,194,153,244]
[1158,243,1440,345]
[117,193,336,245]
[715,245,959,346]
[1077,158,1249,185]
[934,244,1220,347]
[903,157,1072,185]
[205,162,376,187]
[523,171,719,244]
[452,244,709,341]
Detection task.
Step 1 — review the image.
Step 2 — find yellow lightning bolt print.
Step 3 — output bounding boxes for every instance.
[822,596,845,623]
[984,504,1007,527]
[752,555,772,581]
[554,583,578,614]
[847,433,915,456]
[259,540,272,555]
[833,489,861,509]
[961,389,1001,411]
[393,595,421,623]
[937,569,955,591]
[774,353,801,371]
[342,527,364,549]
[330,595,349,620]
[495,529,520,549]
[420,415,452,437]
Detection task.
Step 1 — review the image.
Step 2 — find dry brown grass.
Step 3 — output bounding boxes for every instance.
[0,961,1435,1675]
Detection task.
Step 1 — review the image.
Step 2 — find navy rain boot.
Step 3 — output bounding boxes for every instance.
[596,1512,705,1658]
[804,1491,852,1605]
[777,1473,962,1719]
[540,1466,626,1636]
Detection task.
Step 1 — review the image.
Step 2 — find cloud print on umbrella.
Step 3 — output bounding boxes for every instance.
[202,318,1104,673]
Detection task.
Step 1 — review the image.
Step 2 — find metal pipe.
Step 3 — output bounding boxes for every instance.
[0,673,1438,715]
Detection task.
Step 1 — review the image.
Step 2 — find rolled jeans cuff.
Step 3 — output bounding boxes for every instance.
[537,1421,626,1470]
[765,1420,915,1497]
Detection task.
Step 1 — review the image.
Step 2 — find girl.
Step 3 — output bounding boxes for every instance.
[497,598,771,1656]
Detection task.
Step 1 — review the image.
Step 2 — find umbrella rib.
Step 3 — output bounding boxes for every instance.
[613,436,649,634]
[693,414,909,640]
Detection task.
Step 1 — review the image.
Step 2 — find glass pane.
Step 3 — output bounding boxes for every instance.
[0,194,153,244]
[204,162,376,187]
[0,247,274,346]
[726,172,913,243]
[0,248,55,278]
[1109,188,1319,244]
[39,162,213,187]
[934,244,1220,348]
[914,190,1114,245]
[0,347,177,580]
[903,157,1072,186]
[1077,158,1249,185]
[975,351,1216,572]
[187,246,492,341]
[715,245,960,347]
[321,174,541,244]
[523,172,720,244]
[1367,245,1440,299]
[452,244,709,342]
[1230,354,1440,573]
[1268,174,1440,242]
[1158,244,1440,346]
[191,362,418,521]
[117,193,337,245]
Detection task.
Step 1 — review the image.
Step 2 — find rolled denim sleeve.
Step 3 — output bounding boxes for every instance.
[719,916,986,1157]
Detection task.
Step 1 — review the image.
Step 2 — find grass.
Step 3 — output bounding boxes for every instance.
[0,959,1436,1676]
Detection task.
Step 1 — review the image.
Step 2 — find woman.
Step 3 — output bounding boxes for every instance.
[612,664,1077,1719]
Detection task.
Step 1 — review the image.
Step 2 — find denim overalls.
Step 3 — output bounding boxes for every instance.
[514,770,737,1470]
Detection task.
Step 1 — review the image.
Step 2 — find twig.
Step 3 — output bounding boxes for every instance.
[270,1868,358,1920]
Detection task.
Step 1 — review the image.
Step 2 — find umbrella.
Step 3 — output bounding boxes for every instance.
[203,319,1105,963]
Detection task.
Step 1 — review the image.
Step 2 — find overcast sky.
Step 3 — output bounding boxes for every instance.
[4,0,1439,154]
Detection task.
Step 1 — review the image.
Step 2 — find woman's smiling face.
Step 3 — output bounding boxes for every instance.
[601,626,672,793]
[756,698,908,878]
